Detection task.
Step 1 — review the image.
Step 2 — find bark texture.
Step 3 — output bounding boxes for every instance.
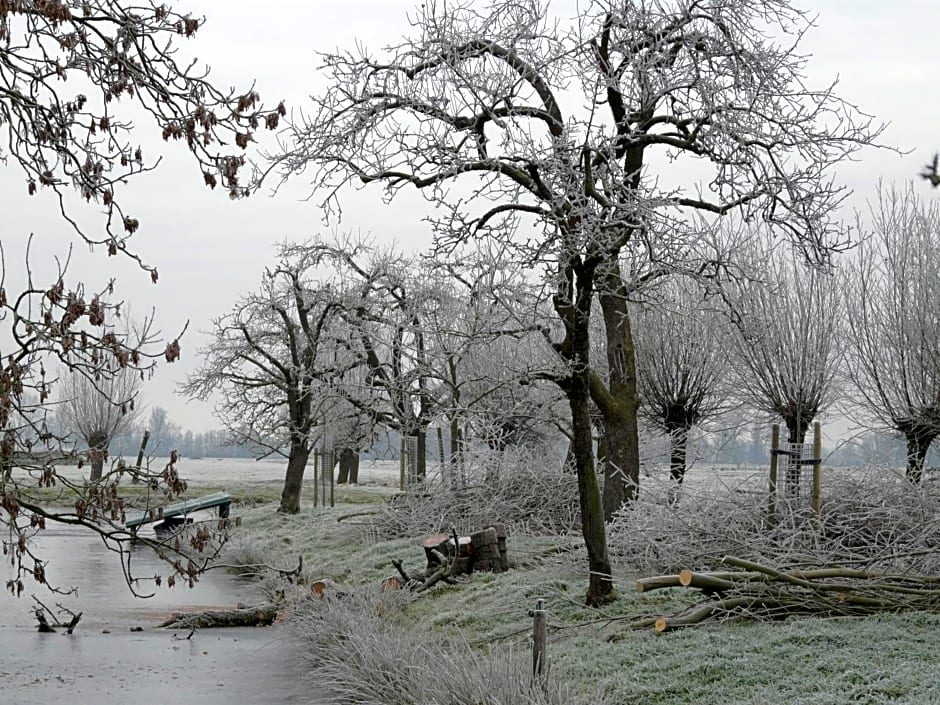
[279,443,311,513]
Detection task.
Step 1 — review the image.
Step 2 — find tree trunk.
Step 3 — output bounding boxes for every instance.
[336,447,359,484]
[596,277,641,520]
[469,527,502,573]
[347,449,359,484]
[903,428,935,484]
[449,417,463,487]
[553,250,613,604]
[668,425,690,485]
[569,382,615,605]
[278,442,311,514]
[88,430,108,482]
[416,428,427,480]
[595,417,608,480]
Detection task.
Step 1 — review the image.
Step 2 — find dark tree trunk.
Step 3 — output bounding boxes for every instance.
[596,276,641,520]
[278,442,311,514]
[347,449,359,484]
[595,417,608,479]
[336,448,359,485]
[903,428,935,484]
[551,245,613,604]
[449,417,463,486]
[668,424,690,485]
[88,430,108,482]
[568,380,615,605]
[416,428,427,480]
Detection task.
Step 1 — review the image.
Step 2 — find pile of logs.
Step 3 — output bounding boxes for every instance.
[631,556,940,633]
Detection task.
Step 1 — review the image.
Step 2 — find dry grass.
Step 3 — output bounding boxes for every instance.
[287,588,607,705]
[219,462,940,704]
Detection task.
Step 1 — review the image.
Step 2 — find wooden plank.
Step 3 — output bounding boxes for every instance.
[125,491,232,529]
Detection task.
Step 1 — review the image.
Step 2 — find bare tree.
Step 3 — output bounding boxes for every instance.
[730,234,842,493]
[269,0,882,603]
[843,183,940,482]
[421,247,561,479]
[147,406,181,456]
[1,2,283,593]
[58,360,141,481]
[184,244,349,514]
[632,277,729,486]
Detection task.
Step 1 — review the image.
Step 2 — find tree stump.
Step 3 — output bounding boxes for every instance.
[422,534,472,576]
[469,527,501,573]
[490,523,509,572]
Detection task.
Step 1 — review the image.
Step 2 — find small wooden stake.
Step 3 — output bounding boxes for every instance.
[436,427,447,488]
[399,437,406,491]
[329,448,335,508]
[313,451,319,508]
[131,429,150,484]
[532,598,547,681]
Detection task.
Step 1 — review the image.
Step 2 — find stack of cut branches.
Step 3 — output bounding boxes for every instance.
[609,467,940,577]
[375,466,580,539]
[631,555,940,633]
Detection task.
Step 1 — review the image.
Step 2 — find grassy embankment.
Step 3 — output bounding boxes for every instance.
[223,484,940,705]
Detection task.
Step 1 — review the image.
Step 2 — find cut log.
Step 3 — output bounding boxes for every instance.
[158,604,277,629]
[381,576,403,591]
[636,575,684,593]
[677,571,737,593]
[311,579,351,600]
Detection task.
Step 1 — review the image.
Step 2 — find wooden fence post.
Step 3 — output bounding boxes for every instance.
[329,448,335,508]
[532,598,547,682]
[399,436,406,491]
[768,423,779,524]
[132,429,150,485]
[313,450,319,508]
[812,421,822,529]
[437,427,447,487]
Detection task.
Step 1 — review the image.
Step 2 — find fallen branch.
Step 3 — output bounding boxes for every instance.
[159,604,278,629]
[31,595,82,633]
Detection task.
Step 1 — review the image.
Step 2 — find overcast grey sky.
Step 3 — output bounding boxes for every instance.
[5,0,940,432]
